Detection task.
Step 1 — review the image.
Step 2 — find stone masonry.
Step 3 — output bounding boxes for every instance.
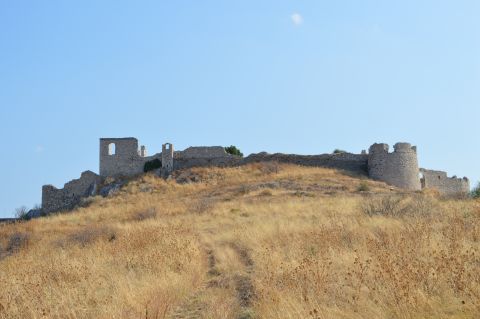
[99,137,161,177]
[368,143,421,190]
[420,169,470,196]
[42,170,102,214]
[162,143,174,175]
[41,138,471,215]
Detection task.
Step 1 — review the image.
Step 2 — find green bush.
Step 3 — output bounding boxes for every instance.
[356,181,370,192]
[333,149,347,154]
[144,159,162,172]
[225,145,243,157]
[471,182,480,198]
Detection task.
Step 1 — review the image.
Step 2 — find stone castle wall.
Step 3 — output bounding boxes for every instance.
[420,169,470,196]
[99,138,161,177]
[40,138,470,216]
[179,146,229,159]
[242,152,369,175]
[368,143,421,190]
[42,170,101,214]
[173,146,239,170]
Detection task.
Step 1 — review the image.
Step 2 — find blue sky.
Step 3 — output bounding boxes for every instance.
[0,1,479,217]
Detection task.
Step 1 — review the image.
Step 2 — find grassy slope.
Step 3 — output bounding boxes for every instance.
[0,163,479,319]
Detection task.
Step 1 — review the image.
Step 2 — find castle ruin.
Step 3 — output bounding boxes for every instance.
[420,169,470,196]
[368,143,421,191]
[40,138,470,214]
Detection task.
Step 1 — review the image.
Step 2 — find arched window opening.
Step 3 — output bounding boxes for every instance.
[108,143,116,155]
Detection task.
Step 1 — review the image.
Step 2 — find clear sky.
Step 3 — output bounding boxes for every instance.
[0,1,479,217]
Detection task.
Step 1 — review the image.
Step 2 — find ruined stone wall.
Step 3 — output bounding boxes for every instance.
[172,146,239,170]
[242,152,369,175]
[368,143,421,190]
[177,146,230,159]
[172,150,368,174]
[162,143,174,175]
[420,169,470,196]
[42,171,102,214]
[99,138,160,177]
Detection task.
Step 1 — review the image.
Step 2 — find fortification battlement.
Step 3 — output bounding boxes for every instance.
[368,143,389,153]
[368,142,421,190]
[369,142,416,154]
[393,142,417,153]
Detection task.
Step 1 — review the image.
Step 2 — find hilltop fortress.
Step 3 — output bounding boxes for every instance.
[41,138,470,214]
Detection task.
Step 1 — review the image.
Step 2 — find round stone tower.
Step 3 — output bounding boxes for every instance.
[368,142,421,190]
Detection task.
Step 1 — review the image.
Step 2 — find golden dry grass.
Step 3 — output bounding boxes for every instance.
[1,163,479,318]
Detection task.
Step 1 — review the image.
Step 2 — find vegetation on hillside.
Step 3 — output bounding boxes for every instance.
[0,164,479,318]
[225,145,243,157]
[471,182,480,199]
[144,158,162,172]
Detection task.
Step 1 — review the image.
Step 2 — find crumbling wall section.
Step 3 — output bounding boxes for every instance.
[242,152,369,175]
[42,171,102,214]
[420,169,470,196]
[99,138,160,177]
[173,146,239,170]
[172,150,368,174]
[368,142,421,190]
[178,146,230,159]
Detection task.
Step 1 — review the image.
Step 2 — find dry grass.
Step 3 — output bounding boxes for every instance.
[1,163,479,318]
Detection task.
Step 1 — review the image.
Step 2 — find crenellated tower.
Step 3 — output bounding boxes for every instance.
[368,142,421,190]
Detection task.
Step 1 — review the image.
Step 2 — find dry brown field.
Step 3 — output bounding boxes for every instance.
[1,163,479,318]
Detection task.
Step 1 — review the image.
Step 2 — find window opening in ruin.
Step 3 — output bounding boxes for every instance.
[108,143,116,155]
[438,175,441,180]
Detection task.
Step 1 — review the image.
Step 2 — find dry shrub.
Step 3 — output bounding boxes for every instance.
[259,189,273,196]
[132,208,157,221]
[257,162,280,175]
[362,195,404,216]
[190,197,216,214]
[291,191,315,198]
[362,194,438,217]
[68,225,116,247]
[6,232,30,253]
[236,185,251,196]
[144,290,177,319]
[356,180,370,192]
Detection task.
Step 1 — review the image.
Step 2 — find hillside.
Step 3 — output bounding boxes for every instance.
[1,163,479,319]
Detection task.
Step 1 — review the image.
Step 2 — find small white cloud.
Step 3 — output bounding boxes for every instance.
[291,12,303,26]
[35,145,44,153]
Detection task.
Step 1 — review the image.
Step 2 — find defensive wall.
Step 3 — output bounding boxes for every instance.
[420,169,470,197]
[40,138,471,215]
[243,152,368,175]
[42,171,102,214]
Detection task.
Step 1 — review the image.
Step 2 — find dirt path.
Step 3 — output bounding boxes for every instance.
[229,243,256,318]
[166,244,218,319]
[166,239,257,319]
